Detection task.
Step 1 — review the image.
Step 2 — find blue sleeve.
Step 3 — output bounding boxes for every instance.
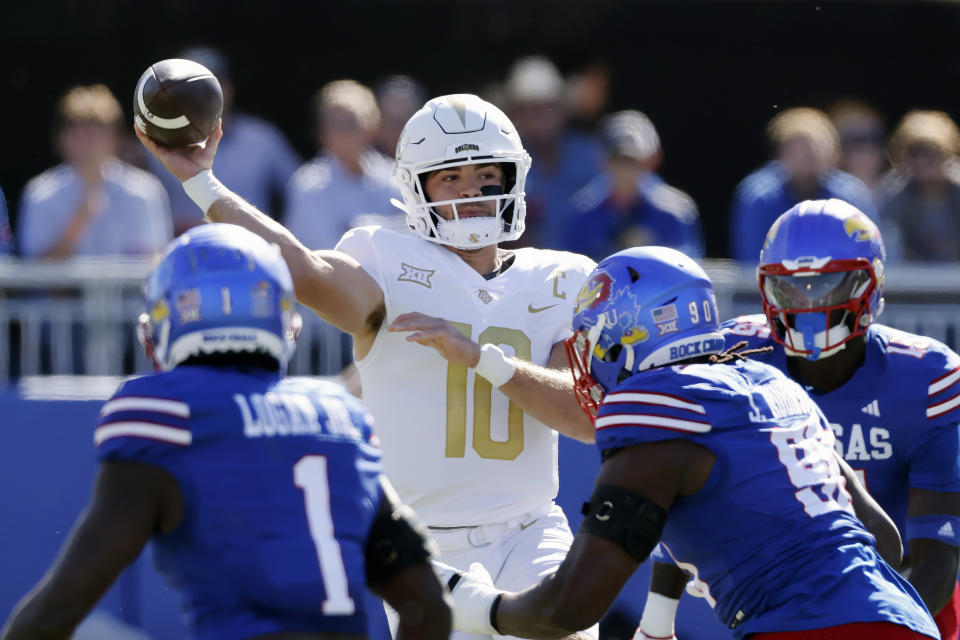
[906,424,960,492]
[720,315,776,352]
[650,543,674,563]
[94,378,192,469]
[926,355,960,429]
[910,354,960,491]
[594,383,713,454]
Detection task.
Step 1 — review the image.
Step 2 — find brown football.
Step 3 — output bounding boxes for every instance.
[133,58,223,147]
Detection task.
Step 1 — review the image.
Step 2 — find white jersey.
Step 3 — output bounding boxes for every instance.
[337,226,595,526]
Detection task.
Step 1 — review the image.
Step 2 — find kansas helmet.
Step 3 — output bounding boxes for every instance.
[565,246,724,417]
[758,198,886,360]
[139,223,298,371]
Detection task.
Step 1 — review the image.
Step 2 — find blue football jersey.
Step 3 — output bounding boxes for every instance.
[597,358,938,638]
[95,366,382,639]
[723,315,960,542]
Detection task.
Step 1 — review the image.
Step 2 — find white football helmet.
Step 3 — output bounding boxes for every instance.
[393,94,532,249]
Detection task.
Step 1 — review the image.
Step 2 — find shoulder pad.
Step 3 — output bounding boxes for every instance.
[721,315,774,343]
[95,374,192,448]
[871,325,960,422]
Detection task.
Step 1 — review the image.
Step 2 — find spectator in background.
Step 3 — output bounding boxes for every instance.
[285,79,402,250]
[881,110,960,262]
[0,186,12,254]
[561,110,703,261]
[146,46,301,235]
[373,75,427,158]
[567,61,611,130]
[501,55,605,248]
[18,84,171,259]
[729,107,877,262]
[829,99,889,194]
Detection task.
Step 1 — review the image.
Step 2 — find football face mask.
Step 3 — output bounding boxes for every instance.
[758,198,886,361]
[564,326,607,421]
[759,265,878,360]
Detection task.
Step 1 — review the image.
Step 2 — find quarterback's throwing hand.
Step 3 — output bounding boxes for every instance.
[134,119,223,183]
[434,561,503,635]
[387,312,482,366]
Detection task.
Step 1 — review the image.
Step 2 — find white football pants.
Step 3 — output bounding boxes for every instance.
[385,502,599,640]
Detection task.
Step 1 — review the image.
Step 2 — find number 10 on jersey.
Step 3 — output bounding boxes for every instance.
[446,322,531,460]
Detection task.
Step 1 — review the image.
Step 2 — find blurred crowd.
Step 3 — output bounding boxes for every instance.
[4,46,960,265]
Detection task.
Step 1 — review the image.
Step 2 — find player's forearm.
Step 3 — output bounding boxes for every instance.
[907,567,956,616]
[395,597,453,640]
[496,573,603,638]
[204,195,341,317]
[500,361,595,443]
[376,564,452,640]
[207,195,311,279]
[836,452,903,567]
[1,590,87,640]
[900,546,959,615]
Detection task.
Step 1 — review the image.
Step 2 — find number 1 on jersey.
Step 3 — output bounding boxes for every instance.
[293,455,356,615]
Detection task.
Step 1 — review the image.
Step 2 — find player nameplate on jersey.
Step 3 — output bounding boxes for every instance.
[397,263,435,288]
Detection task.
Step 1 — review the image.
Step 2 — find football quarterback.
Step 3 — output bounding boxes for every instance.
[136,93,599,640]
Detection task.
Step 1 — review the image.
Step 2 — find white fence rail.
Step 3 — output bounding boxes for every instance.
[0,257,349,381]
[2,256,959,382]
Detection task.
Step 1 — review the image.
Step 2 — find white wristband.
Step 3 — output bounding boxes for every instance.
[638,592,679,639]
[182,169,231,213]
[474,344,517,387]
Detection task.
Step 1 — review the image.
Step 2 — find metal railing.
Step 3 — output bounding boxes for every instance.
[0,257,350,382]
[2,256,959,382]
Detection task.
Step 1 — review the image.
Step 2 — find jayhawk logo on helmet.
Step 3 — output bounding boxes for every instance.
[843,212,877,241]
[575,272,614,314]
[621,325,650,345]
